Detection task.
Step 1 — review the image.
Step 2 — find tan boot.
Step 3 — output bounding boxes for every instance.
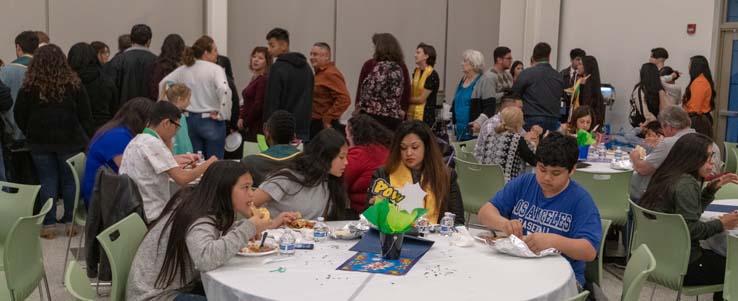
[40,228,56,240]
[65,224,78,237]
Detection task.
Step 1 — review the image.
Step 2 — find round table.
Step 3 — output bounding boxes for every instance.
[577,161,632,174]
[700,199,738,256]
[202,222,578,300]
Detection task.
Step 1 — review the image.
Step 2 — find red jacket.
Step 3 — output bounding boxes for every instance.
[240,74,267,141]
[344,144,389,213]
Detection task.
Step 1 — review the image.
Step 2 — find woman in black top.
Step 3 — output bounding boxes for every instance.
[14,44,93,239]
[474,106,536,182]
[369,121,464,225]
[68,42,118,130]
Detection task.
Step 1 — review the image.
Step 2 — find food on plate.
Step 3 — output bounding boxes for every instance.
[241,242,277,253]
[476,233,506,244]
[333,229,351,236]
[288,218,314,229]
[634,145,647,160]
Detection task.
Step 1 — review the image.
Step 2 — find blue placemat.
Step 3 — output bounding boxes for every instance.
[337,252,421,276]
[706,204,738,213]
[349,229,434,259]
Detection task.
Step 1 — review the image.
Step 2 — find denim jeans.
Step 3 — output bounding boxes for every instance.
[524,115,560,133]
[173,293,207,301]
[186,113,226,159]
[31,150,77,226]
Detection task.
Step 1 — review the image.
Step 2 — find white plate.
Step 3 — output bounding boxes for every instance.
[237,245,278,257]
[225,132,243,152]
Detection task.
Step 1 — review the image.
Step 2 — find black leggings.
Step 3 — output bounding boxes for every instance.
[683,249,724,301]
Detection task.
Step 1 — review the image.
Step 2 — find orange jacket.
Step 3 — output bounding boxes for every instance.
[312,62,351,123]
[683,74,712,114]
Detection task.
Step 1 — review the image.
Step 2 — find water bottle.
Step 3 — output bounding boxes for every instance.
[278,228,296,256]
[196,151,205,164]
[597,143,606,161]
[439,212,454,237]
[614,146,623,162]
[416,215,430,236]
[313,217,328,242]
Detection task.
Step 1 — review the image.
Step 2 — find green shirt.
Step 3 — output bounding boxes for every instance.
[172,115,193,155]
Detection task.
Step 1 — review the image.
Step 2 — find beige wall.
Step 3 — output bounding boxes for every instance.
[0,0,46,65]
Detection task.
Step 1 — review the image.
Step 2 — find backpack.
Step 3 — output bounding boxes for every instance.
[358,61,404,119]
[628,86,646,127]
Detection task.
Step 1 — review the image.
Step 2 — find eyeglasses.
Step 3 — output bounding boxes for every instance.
[169,119,181,129]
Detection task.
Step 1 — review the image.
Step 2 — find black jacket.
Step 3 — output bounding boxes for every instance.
[369,167,465,225]
[77,66,119,130]
[85,165,146,280]
[263,52,314,140]
[216,55,241,131]
[14,85,93,153]
[104,47,156,104]
[0,79,12,134]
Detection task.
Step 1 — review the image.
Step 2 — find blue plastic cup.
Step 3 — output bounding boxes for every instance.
[578,145,590,160]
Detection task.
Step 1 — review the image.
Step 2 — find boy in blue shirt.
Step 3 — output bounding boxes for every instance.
[479,132,601,287]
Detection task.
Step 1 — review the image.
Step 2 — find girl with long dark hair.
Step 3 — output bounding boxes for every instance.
[237,46,272,141]
[126,161,297,300]
[632,63,673,124]
[160,35,232,159]
[253,128,352,220]
[572,56,605,129]
[68,42,119,130]
[81,97,154,205]
[14,44,93,238]
[355,33,411,131]
[149,34,185,100]
[344,114,393,212]
[640,133,738,300]
[562,105,593,136]
[369,121,465,224]
[683,55,716,123]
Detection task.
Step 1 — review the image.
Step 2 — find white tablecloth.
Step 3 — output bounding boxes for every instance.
[202,222,578,301]
[577,161,632,174]
[700,199,738,256]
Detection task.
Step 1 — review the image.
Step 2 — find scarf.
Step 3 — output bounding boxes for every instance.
[569,78,583,120]
[388,164,439,223]
[408,66,434,121]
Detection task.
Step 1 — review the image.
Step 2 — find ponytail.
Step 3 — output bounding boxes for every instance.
[182,35,215,67]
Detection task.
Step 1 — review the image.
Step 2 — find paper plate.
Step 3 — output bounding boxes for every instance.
[225,132,243,152]
[237,244,278,257]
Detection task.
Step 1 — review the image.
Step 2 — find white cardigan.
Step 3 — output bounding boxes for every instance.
[159,59,232,120]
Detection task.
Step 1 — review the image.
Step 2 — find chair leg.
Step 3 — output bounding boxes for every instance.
[43,274,51,301]
[650,283,657,300]
[675,291,682,300]
[38,285,44,301]
[62,232,73,284]
[464,212,470,227]
[76,229,85,259]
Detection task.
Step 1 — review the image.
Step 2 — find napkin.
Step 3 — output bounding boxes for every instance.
[610,160,633,170]
[494,235,559,258]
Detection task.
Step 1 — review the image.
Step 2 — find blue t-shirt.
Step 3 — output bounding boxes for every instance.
[490,173,602,285]
[81,126,134,206]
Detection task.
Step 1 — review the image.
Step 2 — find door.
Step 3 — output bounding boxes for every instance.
[716,30,738,144]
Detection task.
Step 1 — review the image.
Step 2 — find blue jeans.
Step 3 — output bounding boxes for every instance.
[524,115,560,133]
[31,150,77,226]
[174,293,207,301]
[186,113,226,159]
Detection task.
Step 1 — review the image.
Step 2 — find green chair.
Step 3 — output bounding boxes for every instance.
[715,183,738,200]
[242,141,261,158]
[725,234,737,301]
[621,244,656,301]
[455,158,505,225]
[63,152,86,281]
[629,200,723,299]
[567,290,589,301]
[96,213,147,301]
[64,260,94,301]
[0,182,40,270]
[572,171,631,227]
[256,134,269,151]
[454,150,478,163]
[585,219,612,290]
[452,139,477,155]
[0,198,53,301]
[723,142,737,173]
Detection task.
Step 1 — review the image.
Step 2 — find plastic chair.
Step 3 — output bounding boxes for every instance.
[725,234,737,301]
[452,139,477,155]
[629,200,723,299]
[64,260,94,301]
[572,171,631,227]
[715,183,738,200]
[0,198,53,301]
[454,158,505,225]
[454,150,478,163]
[0,181,40,270]
[63,152,86,282]
[621,244,656,301]
[724,142,737,173]
[242,141,261,158]
[96,213,147,301]
[567,290,589,301]
[585,219,611,289]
